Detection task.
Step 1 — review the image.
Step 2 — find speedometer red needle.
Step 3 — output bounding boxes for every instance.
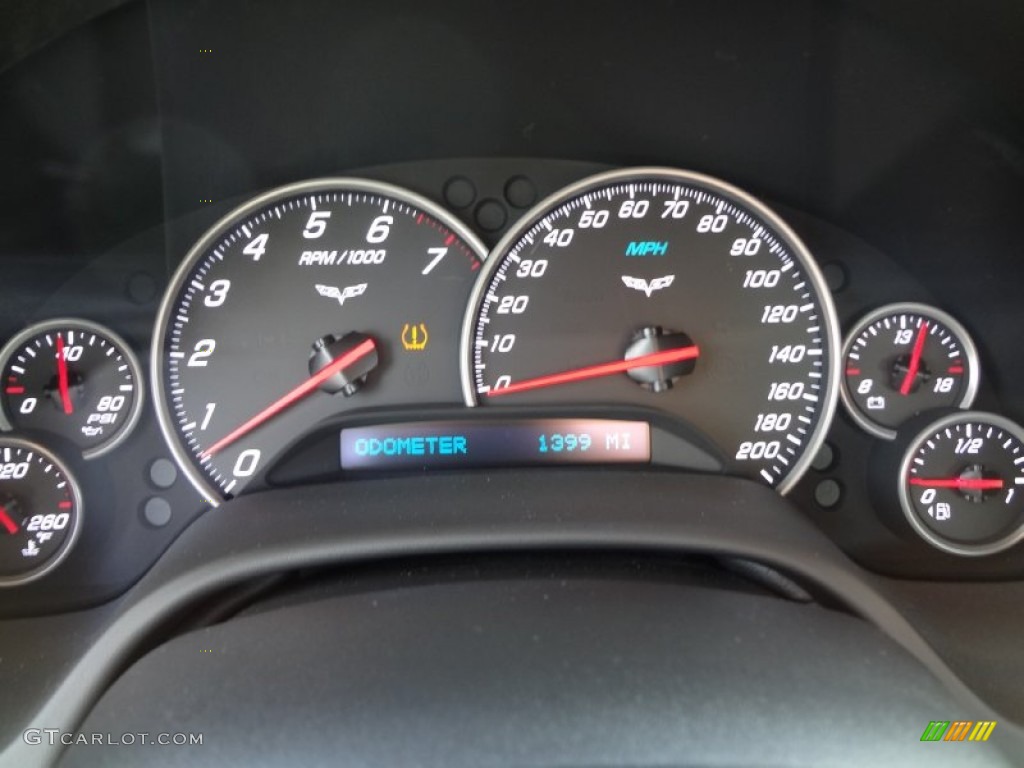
[899,322,929,396]
[0,506,17,535]
[55,334,73,414]
[909,477,1004,491]
[202,337,377,458]
[484,345,700,398]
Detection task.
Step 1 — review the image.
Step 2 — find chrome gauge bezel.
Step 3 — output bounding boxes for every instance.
[0,318,146,459]
[840,302,980,440]
[151,177,489,506]
[898,411,1024,557]
[459,166,842,495]
[0,436,84,587]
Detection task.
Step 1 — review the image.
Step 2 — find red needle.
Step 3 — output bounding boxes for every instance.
[55,334,73,414]
[899,322,929,396]
[909,477,1004,491]
[485,345,700,398]
[202,337,377,458]
[0,506,17,535]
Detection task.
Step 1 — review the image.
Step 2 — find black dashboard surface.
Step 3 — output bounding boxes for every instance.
[1,1,1023,765]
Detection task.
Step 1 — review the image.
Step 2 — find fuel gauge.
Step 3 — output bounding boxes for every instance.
[0,319,144,458]
[899,412,1024,556]
[841,303,979,439]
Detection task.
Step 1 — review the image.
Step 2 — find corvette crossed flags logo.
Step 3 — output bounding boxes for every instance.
[315,283,367,306]
[621,275,675,297]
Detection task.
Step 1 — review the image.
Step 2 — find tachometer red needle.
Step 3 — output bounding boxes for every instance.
[55,334,73,414]
[909,477,1004,491]
[0,506,18,535]
[899,322,929,396]
[202,337,377,458]
[484,345,700,398]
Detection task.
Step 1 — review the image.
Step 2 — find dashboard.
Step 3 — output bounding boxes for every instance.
[1,0,1024,765]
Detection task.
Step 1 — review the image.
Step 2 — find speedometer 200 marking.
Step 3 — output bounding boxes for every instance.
[462,168,840,492]
[155,179,486,503]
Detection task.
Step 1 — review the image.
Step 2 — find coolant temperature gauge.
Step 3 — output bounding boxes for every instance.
[841,303,979,439]
[0,438,82,586]
[899,412,1024,556]
[0,319,144,458]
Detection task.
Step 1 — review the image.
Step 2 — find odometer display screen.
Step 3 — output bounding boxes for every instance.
[340,418,650,471]
[462,168,840,492]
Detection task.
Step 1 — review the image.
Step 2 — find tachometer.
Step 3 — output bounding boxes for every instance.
[154,179,486,503]
[461,168,840,492]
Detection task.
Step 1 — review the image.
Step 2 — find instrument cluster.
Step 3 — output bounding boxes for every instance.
[1,159,1021,612]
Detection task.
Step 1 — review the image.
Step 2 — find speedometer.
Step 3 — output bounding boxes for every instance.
[461,167,840,492]
[154,178,486,503]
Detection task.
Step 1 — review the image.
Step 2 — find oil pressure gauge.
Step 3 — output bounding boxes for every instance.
[0,319,144,458]
[899,412,1024,556]
[841,303,979,439]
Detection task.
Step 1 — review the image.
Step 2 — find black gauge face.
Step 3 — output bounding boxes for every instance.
[462,168,840,492]
[900,413,1024,555]
[0,439,82,586]
[842,304,979,439]
[0,319,144,458]
[154,178,486,502]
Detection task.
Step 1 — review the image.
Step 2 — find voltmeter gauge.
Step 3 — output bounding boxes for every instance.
[899,412,1024,556]
[0,319,144,458]
[0,438,82,586]
[841,303,979,439]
